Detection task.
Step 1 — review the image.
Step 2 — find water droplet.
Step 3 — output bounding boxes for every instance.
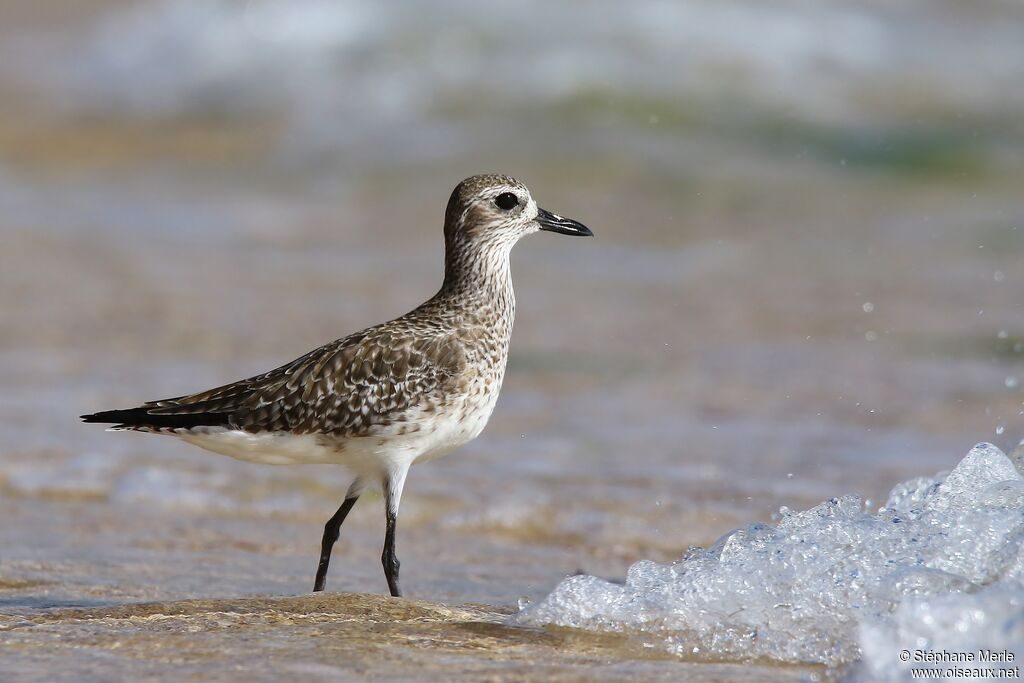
[996,425,1005,435]
[865,331,878,341]
[862,302,874,313]
[1006,377,1019,389]
[998,330,1009,339]
[994,271,1005,282]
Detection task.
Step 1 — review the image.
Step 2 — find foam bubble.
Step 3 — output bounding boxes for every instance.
[516,443,1024,677]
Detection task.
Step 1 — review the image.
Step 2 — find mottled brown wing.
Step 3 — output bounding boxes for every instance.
[144,326,468,436]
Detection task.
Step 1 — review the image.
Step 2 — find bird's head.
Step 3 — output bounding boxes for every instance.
[443,174,592,250]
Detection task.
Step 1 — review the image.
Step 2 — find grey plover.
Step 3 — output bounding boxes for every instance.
[82,174,592,597]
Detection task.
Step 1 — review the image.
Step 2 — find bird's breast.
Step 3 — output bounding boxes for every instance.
[410,387,501,465]
[404,340,506,462]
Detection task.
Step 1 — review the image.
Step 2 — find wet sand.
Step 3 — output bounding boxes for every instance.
[1,592,817,682]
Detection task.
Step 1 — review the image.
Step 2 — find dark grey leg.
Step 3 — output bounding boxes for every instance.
[313,478,363,592]
[382,469,408,597]
[382,509,401,597]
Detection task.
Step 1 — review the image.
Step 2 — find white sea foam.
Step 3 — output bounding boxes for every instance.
[516,442,1024,680]
[34,0,1024,135]
[4,451,122,498]
[110,466,236,511]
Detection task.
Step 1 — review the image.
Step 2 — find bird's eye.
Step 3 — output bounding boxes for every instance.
[494,192,519,210]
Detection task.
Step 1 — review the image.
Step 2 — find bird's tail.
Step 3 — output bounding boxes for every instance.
[81,407,227,431]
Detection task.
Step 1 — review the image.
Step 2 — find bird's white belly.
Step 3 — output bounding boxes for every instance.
[177,429,339,466]
[173,391,499,473]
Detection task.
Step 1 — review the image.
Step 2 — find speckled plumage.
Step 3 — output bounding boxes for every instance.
[145,309,488,439]
[82,173,592,597]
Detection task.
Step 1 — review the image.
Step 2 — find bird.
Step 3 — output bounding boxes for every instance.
[81,174,592,597]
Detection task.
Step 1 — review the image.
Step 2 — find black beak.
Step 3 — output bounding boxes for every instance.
[535,207,593,237]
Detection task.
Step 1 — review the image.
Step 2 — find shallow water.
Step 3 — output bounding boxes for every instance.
[1,0,1023,680]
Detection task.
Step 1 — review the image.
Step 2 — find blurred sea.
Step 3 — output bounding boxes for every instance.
[0,1,1022,680]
